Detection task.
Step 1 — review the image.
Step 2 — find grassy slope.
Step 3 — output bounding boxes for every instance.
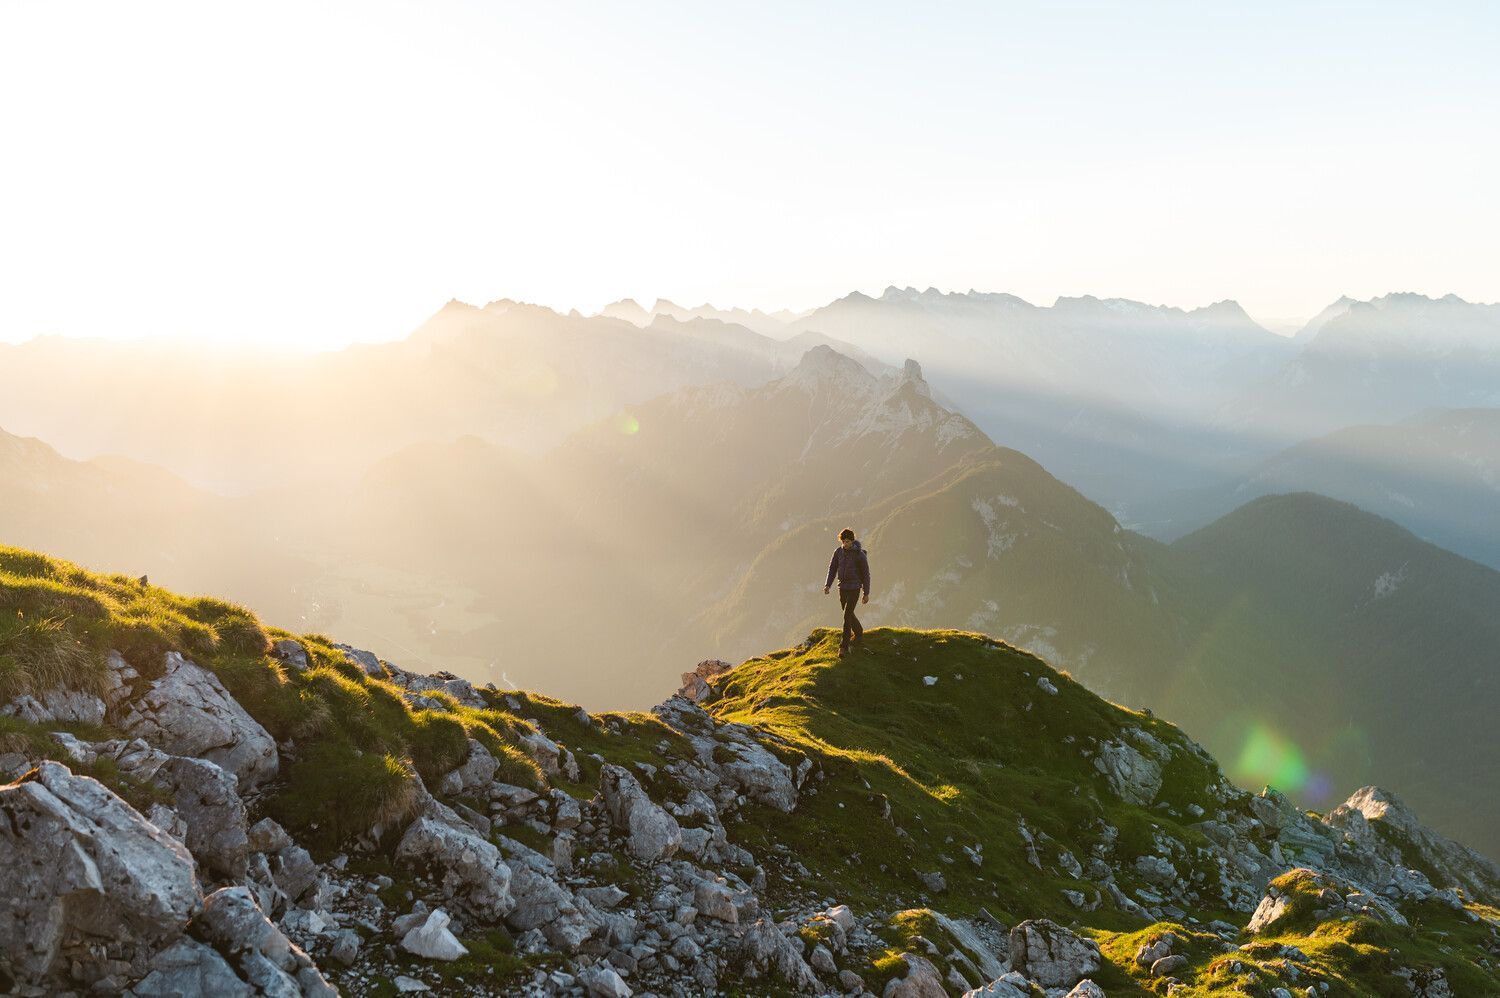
[705,627,1500,995]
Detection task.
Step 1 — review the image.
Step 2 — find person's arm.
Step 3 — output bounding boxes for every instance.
[825,551,838,591]
[860,549,871,598]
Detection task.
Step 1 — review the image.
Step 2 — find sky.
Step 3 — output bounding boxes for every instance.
[2,0,1498,349]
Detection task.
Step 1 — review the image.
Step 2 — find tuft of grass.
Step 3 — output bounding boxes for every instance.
[271,742,417,849]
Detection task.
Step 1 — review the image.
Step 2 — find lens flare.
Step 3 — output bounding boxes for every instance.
[1233,722,1309,793]
[616,411,640,435]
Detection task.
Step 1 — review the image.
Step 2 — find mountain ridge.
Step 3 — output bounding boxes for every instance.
[2,546,1497,995]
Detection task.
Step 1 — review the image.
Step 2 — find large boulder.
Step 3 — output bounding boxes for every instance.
[395,811,515,922]
[599,764,681,863]
[129,937,253,998]
[1007,919,1102,989]
[194,886,336,997]
[962,973,1032,997]
[679,659,733,703]
[1092,737,1162,806]
[157,755,251,878]
[498,834,599,951]
[882,953,948,997]
[115,652,279,789]
[0,761,201,986]
[737,918,820,992]
[437,738,500,795]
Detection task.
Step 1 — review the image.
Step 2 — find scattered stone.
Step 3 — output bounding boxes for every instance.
[401,908,469,961]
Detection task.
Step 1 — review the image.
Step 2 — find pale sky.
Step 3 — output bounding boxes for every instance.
[2,1,1497,348]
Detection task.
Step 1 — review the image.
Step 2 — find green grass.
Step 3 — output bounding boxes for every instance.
[707,627,1225,925]
[0,546,545,848]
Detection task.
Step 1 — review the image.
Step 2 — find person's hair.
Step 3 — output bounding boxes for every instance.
[838,528,855,541]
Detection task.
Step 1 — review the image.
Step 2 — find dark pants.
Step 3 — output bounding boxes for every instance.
[839,588,864,650]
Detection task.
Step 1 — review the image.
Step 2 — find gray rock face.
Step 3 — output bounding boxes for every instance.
[437,738,500,795]
[882,953,948,997]
[270,639,311,673]
[1247,868,1408,936]
[130,937,252,998]
[580,963,634,997]
[599,764,681,863]
[1324,785,1500,902]
[652,697,801,812]
[679,659,733,703]
[1008,918,1102,989]
[0,761,201,984]
[157,755,251,878]
[962,972,1031,997]
[396,813,515,922]
[195,886,336,997]
[335,643,384,677]
[115,652,279,789]
[1,687,107,726]
[1092,735,1163,806]
[1065,982,1107,998]
[737,918,819,991]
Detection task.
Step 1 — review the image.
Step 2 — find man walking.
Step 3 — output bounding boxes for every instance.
[823,528,871,656]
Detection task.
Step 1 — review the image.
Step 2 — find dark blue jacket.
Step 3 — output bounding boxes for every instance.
[826,540,871,594]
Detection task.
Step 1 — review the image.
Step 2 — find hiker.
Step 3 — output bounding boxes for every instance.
[823,527,870,656]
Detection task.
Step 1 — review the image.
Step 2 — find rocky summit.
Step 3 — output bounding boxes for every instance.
[1,546,1498,996]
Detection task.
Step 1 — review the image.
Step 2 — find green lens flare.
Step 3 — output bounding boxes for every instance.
[1233,723,1309,794]
[617,412,639,435]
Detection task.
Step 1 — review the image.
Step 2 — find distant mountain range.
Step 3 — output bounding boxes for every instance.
[0,299,880,491]
[1138,408,1500,570]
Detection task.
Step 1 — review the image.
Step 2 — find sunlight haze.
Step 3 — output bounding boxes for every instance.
[2,0,1497,347]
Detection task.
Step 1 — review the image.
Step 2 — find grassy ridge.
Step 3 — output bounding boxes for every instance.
[0,545,544,846]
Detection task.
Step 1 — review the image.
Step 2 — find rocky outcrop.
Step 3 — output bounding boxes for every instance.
[882,953,947,997]
[1,687,106,726]
[395,807,515,922]
[115,652,279,789]
[1007,919,1102,989]
[195,886,336,996]
[678,659,732,703]
[1324,785,1500,902]
[0,761,201,987]
[599,764,681,863]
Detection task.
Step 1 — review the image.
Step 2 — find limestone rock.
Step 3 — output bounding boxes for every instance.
[1,687,107,726]
[882,953,947,997]
[115,652,278,789]
[270,639,310,673]
[401,908,469,961]
[1066,982,1107,998]
[129,937,252,998]
[580,963,633,997]
[396,813,515,922]
[599,764,681,863]
[738,918,819,991]
[1008,918,1102,989]
[962,972,1031,997]
[0,761,200,984]
[437,738,499,795]
[193,886,336,997]
[157,755,251,878]
[679,659,732,703]
[1092,738,1162,807]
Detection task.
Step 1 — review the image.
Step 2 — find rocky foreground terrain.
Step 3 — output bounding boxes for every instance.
[1,546,1498,996]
